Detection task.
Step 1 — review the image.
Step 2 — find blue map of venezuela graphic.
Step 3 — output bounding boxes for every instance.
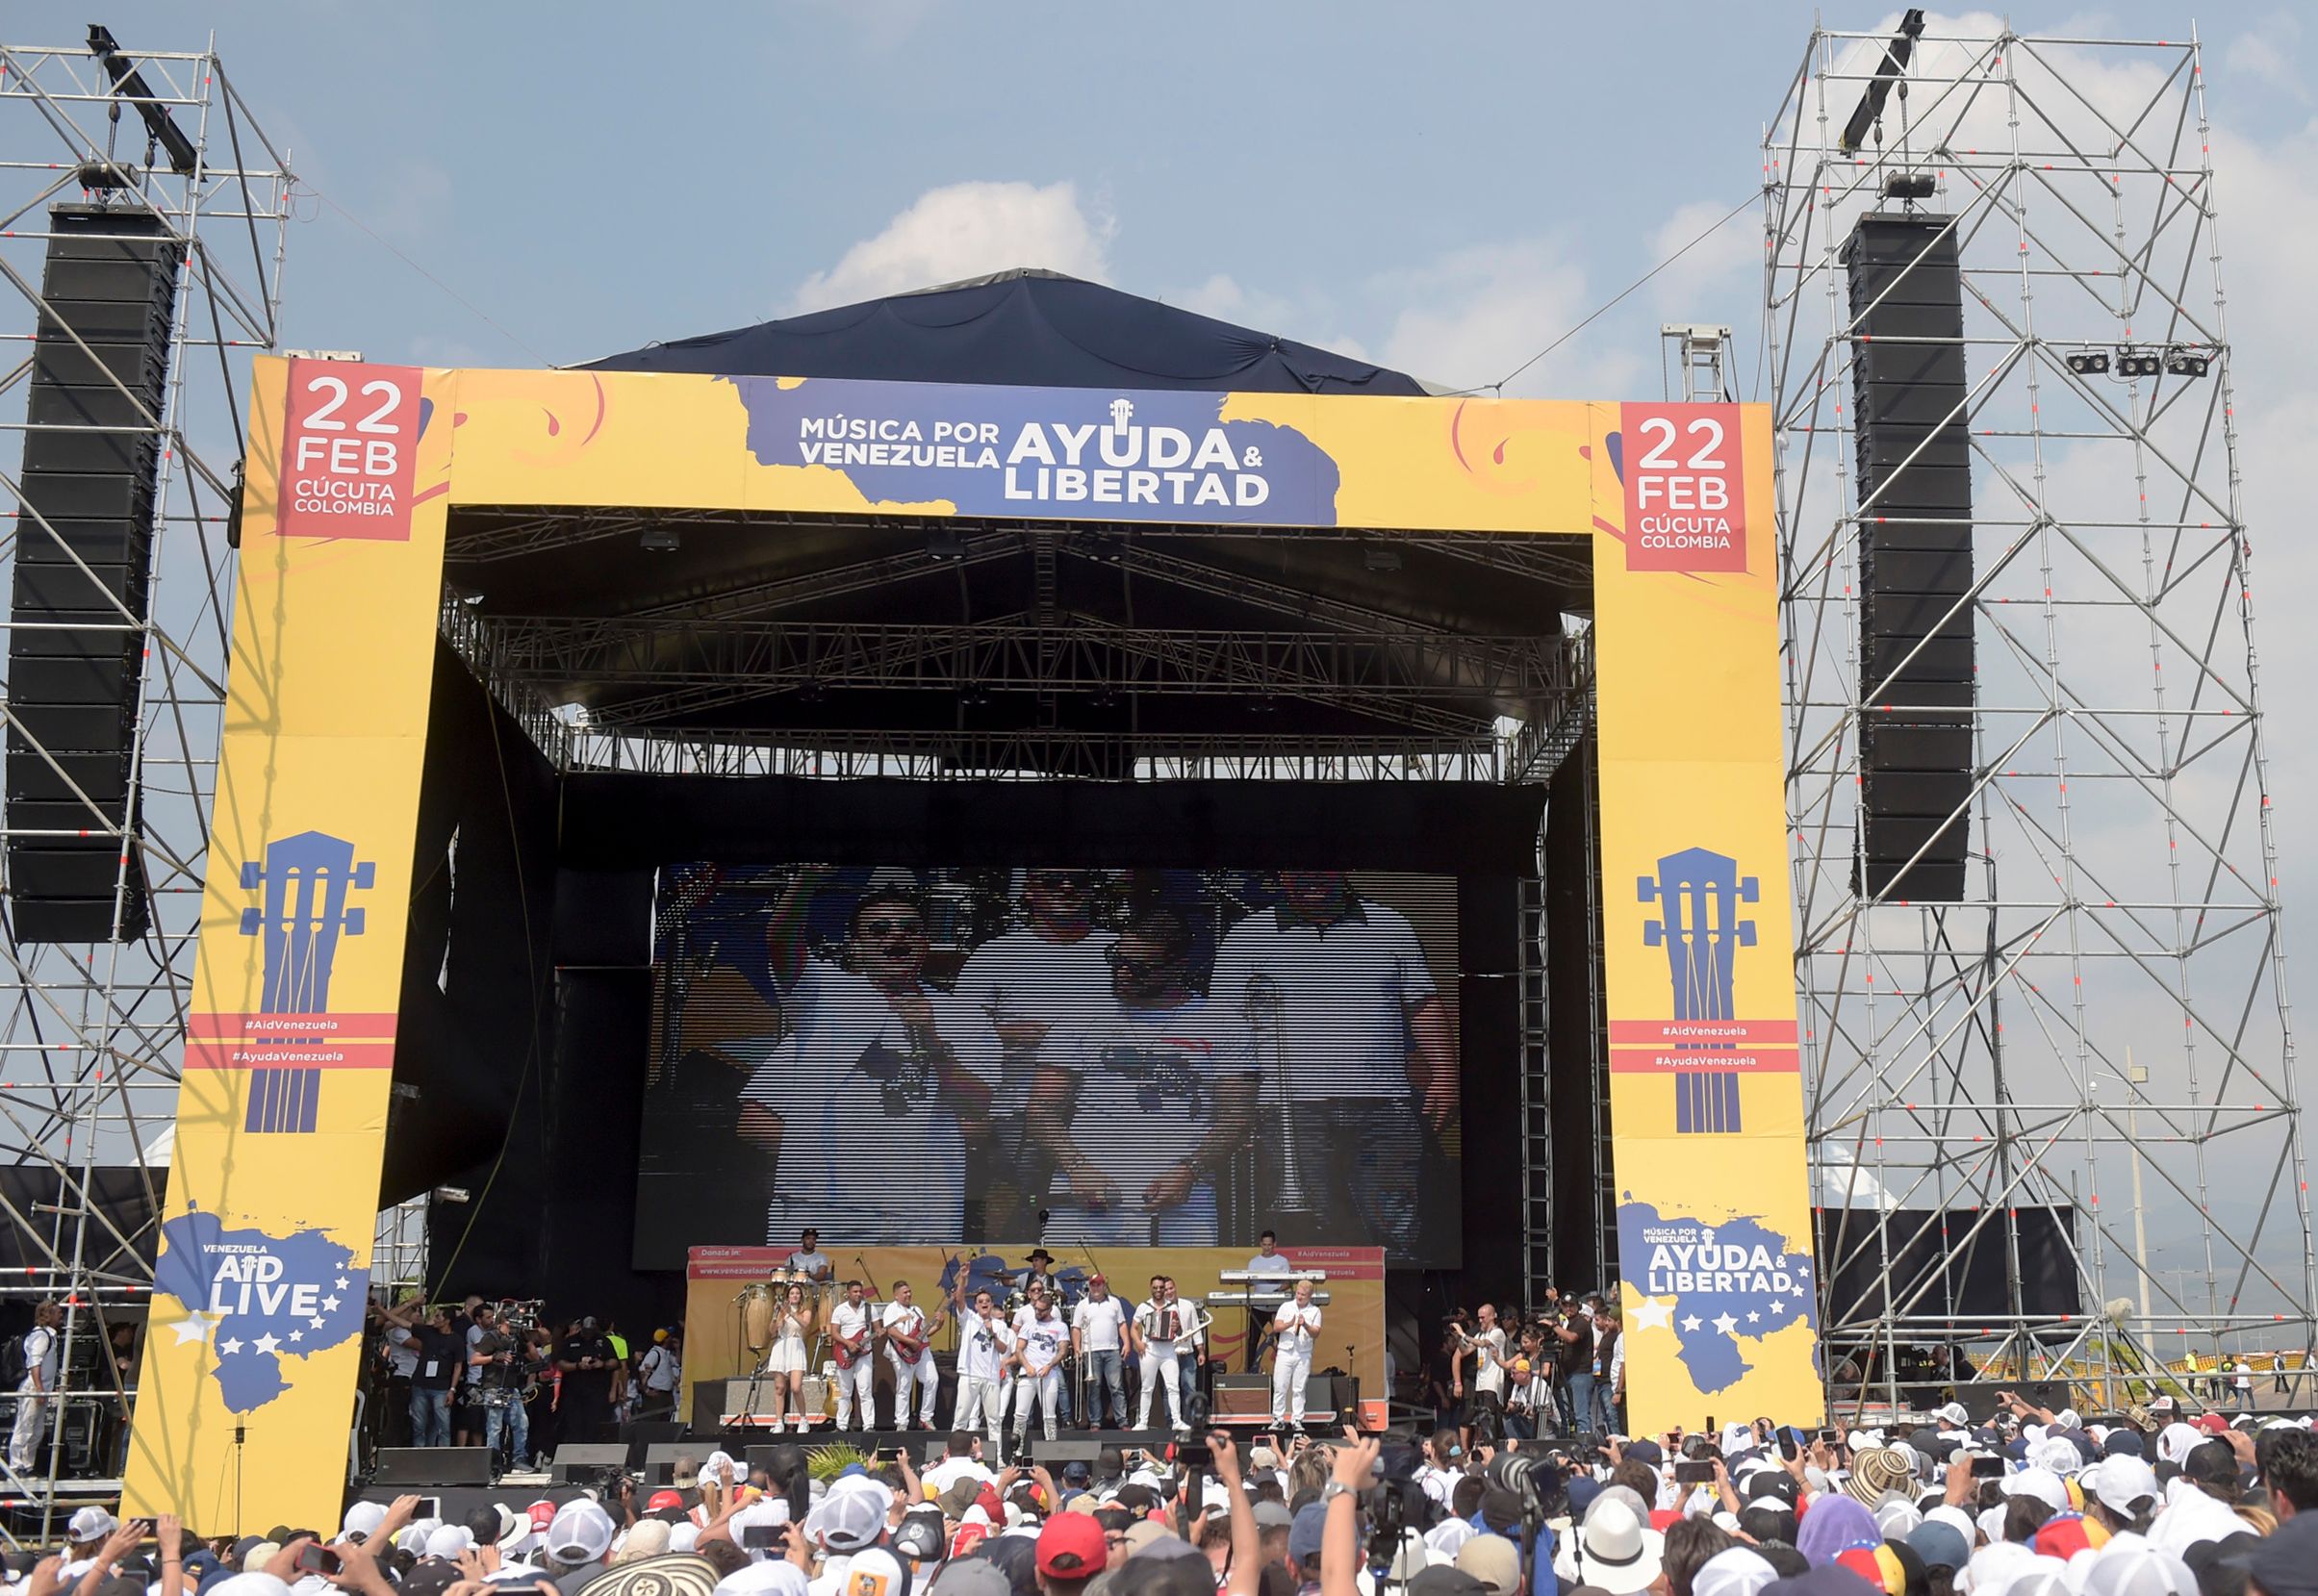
[153,1208,368,1411]
[1618,1199,1815,1394]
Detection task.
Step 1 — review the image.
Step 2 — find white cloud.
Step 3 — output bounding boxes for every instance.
[2226,13,2305,100]
[1175,274,1372,363]
[789,180,1113,314]
[1647,197,1760,321]
[1375,239,1642,398]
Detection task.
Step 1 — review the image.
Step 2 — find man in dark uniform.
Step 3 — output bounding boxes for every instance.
[555,1315,619,1443]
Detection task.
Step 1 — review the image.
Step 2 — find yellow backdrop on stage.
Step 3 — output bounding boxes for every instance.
[128,364,1818,1530]
[681,1246,1385,1427]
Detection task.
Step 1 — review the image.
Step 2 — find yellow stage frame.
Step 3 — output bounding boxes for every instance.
[124,360,1821,1530]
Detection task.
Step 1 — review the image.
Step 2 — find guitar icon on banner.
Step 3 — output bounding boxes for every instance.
[231,831,375,1133]
[1638,847,1758,1134]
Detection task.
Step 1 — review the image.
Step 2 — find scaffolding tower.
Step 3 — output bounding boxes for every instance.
[1764,20,2314,1412]
[0,29,290,1534]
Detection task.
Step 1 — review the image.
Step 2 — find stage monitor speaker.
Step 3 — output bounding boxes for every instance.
[640,1440,698,1482]
[1210,1374,1270,1418]
[1025,1438,1102,1464]
[7,205,182,943]
[550,1443,635,1482]
[373,1447,496,1485]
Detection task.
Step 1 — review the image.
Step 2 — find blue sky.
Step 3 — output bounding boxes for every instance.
[73,2,2311,386]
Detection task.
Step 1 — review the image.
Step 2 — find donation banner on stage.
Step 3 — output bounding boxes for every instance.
[679,1243,1386,1428]
[124,358,457,1530]
[127,364,1817,1521]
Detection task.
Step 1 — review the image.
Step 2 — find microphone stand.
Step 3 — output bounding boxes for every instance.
[1078,1242,1107,1431]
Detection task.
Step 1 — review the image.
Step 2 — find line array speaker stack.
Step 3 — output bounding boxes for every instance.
[1842,211,1974,901]
[7,204,182,942]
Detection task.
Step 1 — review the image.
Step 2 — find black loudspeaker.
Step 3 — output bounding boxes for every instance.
[1024,1437,1102,1464]
[550,1442,634,1482]
[373,1447,497,1485]
[1843,211,1975,902]
[640,1440,697,1483]
[7,204,181,942]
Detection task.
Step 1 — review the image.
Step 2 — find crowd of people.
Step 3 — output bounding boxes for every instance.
[29,1392,2318,1596]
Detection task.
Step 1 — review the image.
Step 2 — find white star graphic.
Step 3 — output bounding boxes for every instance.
[217,1337,242,1355]
[1791,1282,1808,1296]
[168,1313,216,1345]
[309,1316,325,1330]
[1712,1312,1740,1335]
[321,1296,341,1314]
[1770,1300,1788,1315]
[1747,1311,1761,1324]
[1681,1314,1703,1332]
[253,1333,281,1355]
[289,1330,303,1343]
[334,1277,349,1290]
[1627,1297,1675,1333]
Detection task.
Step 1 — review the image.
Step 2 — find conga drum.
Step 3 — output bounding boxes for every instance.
[740,1281,777,1355]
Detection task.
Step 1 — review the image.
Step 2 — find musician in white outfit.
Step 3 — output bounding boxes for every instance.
[1270,1277,1321,1432]
[880,1279,944,1430]
[1131,1275,1187,1433]
[1010,1283,1069,1445]
[827,1279,878,1431]
[952,1286,1014,1457]
[764,1281,815,1431]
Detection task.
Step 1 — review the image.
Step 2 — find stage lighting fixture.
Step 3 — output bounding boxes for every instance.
[2115,347,2164,378]
[961,681,990,706]
[2064,351,2110,375]
[1841,9,1927,155]
[1084,530,1127,563]
[1363,543,1404,572]
[2164,346,2210,378]
[87,25,199,177]
[1882,172,1938,202]
[640,523,680,552]
[927,526,964,561]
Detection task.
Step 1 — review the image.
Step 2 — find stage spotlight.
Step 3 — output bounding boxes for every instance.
[2164,345,2210,378]
[961,681,990,706]
[2064,350,2110,375]
[2116,347,2164,378]
[1363,543,1404,572]
[1084,530,1127,564]
[1882,172,1938,202]
[641,523,679,552]
[927,526,964,561]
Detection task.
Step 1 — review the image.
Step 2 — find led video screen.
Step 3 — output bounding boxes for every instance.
[634,867,1462,1268]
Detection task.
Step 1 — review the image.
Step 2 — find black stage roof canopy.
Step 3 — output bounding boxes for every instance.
[452,270,1589,773]
[579,268,1430,396]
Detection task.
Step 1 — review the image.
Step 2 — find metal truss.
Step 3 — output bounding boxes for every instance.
[0,31,291,1531]
[1765,20,2312,1411]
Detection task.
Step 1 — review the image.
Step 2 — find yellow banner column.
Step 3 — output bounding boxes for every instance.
[1587,401,1823,1434]
[124,358,455,1531]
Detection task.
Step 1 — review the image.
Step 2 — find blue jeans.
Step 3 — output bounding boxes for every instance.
[1085,1350,1125,1426]
[410,1387,451,1448]
[1564,1373,1596,1436]
[484,1395,529,1468]
[1178,1353,1201,1420]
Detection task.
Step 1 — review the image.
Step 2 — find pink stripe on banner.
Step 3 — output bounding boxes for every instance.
[185,1040,398,1071]
[1606,1019,1798,1046]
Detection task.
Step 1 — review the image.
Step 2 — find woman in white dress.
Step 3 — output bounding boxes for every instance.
[765,1281,815,1429]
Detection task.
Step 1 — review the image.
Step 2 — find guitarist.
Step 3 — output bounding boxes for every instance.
[828,1279,879,1431]
[880,1279,946,1431]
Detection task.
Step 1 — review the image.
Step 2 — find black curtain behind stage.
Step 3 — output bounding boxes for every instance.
[397,642,1569,1331]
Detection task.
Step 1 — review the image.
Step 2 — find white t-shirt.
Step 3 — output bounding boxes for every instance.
[1013,1308,1067,1374]
[1052,997,1258,1197]
[881,1301,934,1359]
[954,925,1117,1119]
[828,1299,875,1358]
[735,957,1001,1242]
[1073,1296,1128,1353]
[924,1455,995,1494]
[2235,1362,2254,1390]
[19,1326,56,1391]
[787,1249,831,1279]
[384,1325,420,1379]
[1246,1249,1292,1275]
[1470,1326,1508,1396]
[957,1314,1014,1382]
[1210,898,1439,1100]
[1272,1302,1321,1354]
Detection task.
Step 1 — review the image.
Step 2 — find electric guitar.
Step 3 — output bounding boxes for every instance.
[832,1315,873,1371]
[885,1304,945,1363]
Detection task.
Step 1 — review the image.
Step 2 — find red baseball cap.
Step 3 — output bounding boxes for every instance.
[648,1489,685,1512]
[527,1501,557,1533]
[1036,1513,1108,1579]
[2194,1413,2230,1434]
